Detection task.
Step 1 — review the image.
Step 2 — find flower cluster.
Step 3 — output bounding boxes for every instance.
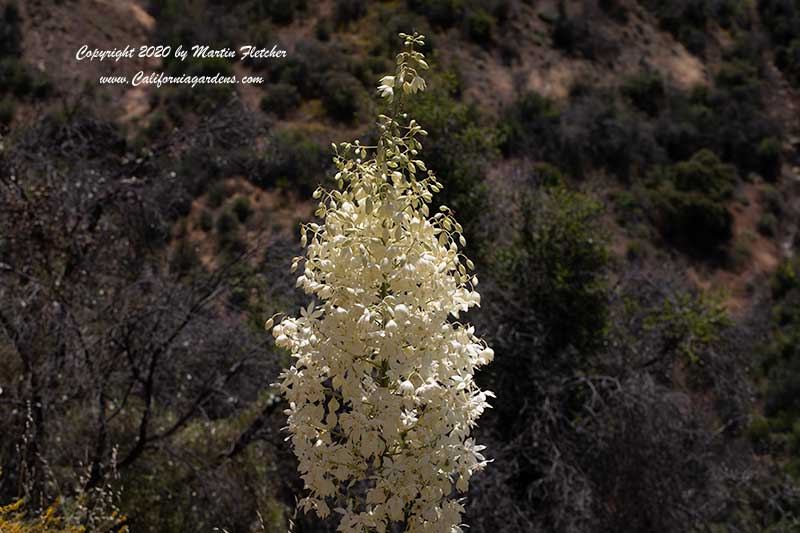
[271,33,494,533]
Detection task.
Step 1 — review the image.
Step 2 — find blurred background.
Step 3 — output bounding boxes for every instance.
[1,0,800,531]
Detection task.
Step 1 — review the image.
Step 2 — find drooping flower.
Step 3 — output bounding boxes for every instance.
[272,32,493,533]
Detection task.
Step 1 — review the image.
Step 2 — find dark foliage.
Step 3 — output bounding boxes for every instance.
[260,82,301,118]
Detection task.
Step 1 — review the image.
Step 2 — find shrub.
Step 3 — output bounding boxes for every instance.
[655,80,782,178]
[0,2,21,58]
[599,0,628,22]
[232,195,252,222]
[552,3,580,54]
[216,208,238,234]
[671,149,737,199]
[756,137,783,182]
[217,231,246,255]
[407,0,463,28]
[759,0,800,86]
[207,180,228,208]
[761,185,783,216]
[637,0,714,55]
[715,60,760,96]
[532,162,565,187]
[334,0,367,26]
[505,186,610,358]
[254,128,329,195]
[170,238,200,274]
[270,41,351,99]
[772,258,800,300]
[558,91,664,179]
[651,185,733,253]
[163,58,235,115]
[499,91,560,157]
[198,209,213,232]
[259,83,301,118]
[320,73,364,122]
[464,9,496,43]
[758,213,778,237]
[262,0,304,25]
[645,289,733,365]
[551,2,619,59]
[626,239,648,261]
[314,17,332,41]
[406,83,499,254]
[373,10,435,59]
[0,95,14,125]
[778,39,800,86]
[621,72,665,116]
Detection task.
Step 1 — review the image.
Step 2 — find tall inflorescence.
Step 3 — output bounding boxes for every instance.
[269,33,494,533]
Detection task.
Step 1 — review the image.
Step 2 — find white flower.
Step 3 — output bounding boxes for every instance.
[273,32,492,533]
[377,76,395,100]
[399,379,415,396]
[377,84,394,100]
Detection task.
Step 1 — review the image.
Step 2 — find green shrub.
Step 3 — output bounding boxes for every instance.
[217,231,246,255]
[761,185,783,216]
[727,238,752,273]
[759,0,800,86]
[644,290,732,366]
[232,195,253,222]
[778,39,800,86]
[270,41,351,99]
[228,286,249,308]
[621,72,665,116]
[216,208,238,234]
[671,149,737,199]
[599,0,628,22]
[261,0,305,25]
[254,128,329,195]
[651,184,733,253]
[499,91,560,157]
[407,0,463,28]
[321,73,364,122]
[143,111,168,142]
[406,84,499,254]
[164,57,235,115]
[771,258,800,300]
[0,95,14,125]
[464,9,496,43]
[766,354,800,421]
[198,209,214,232]
[756,137,783,182]
[170,238,200,274]
[637,0,713,56]
[757,213,778,237]
[715,60,760,96]
[504,186,610,358]
[0,2,21,58]
[558,91,663,179]
[552,3,580,54]
[532,162,565,188]
[551,1,618,59]
[748,415,772,452]
[334,0,367,26]
[260,83,301,118]
[314,17,332,41]
[207,180,229,208]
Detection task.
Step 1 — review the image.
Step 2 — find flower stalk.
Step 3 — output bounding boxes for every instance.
[271,33,494,533]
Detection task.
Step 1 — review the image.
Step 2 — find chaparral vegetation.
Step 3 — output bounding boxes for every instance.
[1,1,800,532]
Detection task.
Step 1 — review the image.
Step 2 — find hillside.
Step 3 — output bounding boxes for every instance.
[2,0,800,531]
